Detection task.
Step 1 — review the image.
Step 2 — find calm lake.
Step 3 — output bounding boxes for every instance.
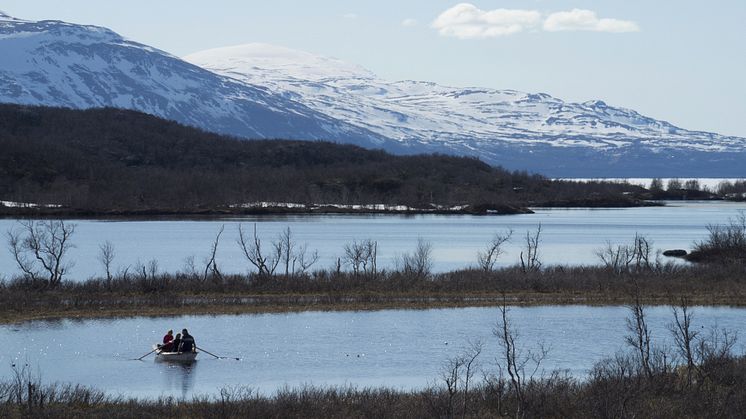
[1,306,744,399]
[1,201,745,279]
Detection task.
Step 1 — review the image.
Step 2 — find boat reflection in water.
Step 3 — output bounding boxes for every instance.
[157,358,197,398]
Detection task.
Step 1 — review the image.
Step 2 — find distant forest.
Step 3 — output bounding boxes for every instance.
[0,104,647,214]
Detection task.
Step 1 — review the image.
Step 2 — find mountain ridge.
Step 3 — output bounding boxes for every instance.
[186,42,742,153]
[0,13,743,176]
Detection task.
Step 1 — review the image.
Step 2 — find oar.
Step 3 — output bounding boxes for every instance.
[196,346,240,360]
[136,346,160,360]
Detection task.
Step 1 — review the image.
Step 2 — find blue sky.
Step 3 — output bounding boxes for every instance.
[2,1,745,137]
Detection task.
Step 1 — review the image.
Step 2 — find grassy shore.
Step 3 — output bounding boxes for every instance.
[2,262,746,324]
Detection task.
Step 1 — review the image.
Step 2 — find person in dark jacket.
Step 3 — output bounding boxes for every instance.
[179,329,195,353]
[171,333,181,353]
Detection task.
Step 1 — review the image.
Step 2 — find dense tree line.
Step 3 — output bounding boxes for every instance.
[0,104,645,213]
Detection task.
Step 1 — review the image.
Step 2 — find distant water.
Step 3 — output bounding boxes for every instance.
[1,201,745,280]
[1,305,744,399]
[561,178,745,190]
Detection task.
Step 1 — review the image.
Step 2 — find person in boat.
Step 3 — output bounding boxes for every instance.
[179,328,196,353]
[157,330,175,352]
[163,330,174,345]
[170,333,181,353]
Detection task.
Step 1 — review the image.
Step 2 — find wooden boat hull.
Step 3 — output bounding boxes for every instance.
[154,349,198,362]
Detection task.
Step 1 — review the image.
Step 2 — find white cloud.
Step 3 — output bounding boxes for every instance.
[402,18,418,27]
[431,4,639,38]
[544,9,640,32]
[342,13,358,20]
[431,3,541,39]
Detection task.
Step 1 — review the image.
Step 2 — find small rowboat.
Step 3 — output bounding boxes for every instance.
[153,345,198,362]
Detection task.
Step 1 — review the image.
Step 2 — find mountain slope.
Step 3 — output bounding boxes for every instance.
[0,104,646,213]
[0,13,385,146]
[186,43,746,177]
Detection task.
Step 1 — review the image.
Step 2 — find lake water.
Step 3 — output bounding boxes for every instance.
[0,201,745,280]
[1,306,744,399]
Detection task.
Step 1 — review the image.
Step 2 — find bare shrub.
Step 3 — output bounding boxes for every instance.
[691,211,746,263]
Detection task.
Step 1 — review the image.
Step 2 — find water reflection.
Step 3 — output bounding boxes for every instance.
[156,360,197,399]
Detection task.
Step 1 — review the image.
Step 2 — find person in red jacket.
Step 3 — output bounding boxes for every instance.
[160,330,174,352]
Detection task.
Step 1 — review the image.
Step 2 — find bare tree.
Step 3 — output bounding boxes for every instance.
[666,178,682,191]
[477,230,512,272]
[182,255,198,278]
[667,297,698,386]
[98,241,115,284]
[631,234,653,270]
[684,179,701,191]
[293,242,320,275]
[596,233,655,274]
[147,259,159,278]
[6,220,76,287]
[495,298,549,418]
[278,226,295,276]
[519,224,542,273]
[595,241,635,274]
[237,224,318,277]
[649,178,664,192]
[461,340,483,419]
[442,354,463,418]
[440,340,483,419]
[203,225,224,282]
[398,238,433,278]
[625,288,653,379]
[343,239,378,276]
[236,224,281,276]
[277,227,320,276]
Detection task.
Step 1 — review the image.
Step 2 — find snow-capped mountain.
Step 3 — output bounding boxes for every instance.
[0,13,385,146]
[186,43,746,177]
[0,12,743,176]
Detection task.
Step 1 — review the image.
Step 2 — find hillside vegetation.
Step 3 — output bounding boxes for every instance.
[0,104,645,214]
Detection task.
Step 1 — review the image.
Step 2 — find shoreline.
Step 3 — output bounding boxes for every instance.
[0,199,669,219]
[3,290,746,325]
